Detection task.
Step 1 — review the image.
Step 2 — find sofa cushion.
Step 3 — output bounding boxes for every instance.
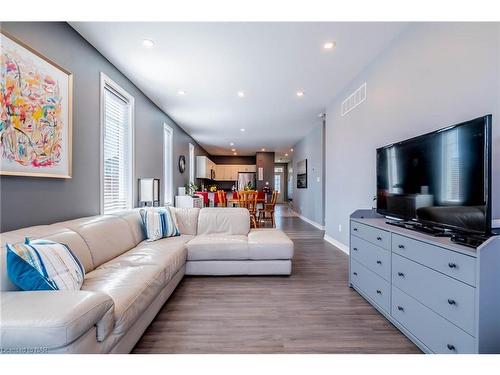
[0,290,114,350]
[186,234,249,260]
[197,208,250,236]
[112,235,191,284]
[248,229,294,259]
[82,262,164,335]
[61,216,136,268]
[169,207,200,235]
[7,238,85,291]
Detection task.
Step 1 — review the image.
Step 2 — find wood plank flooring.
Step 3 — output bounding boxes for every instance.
[132,205,421,353]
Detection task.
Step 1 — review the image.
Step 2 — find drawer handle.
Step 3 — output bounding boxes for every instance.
[448,262,457,268]
[376,290,382,294]
[398,244,405,249]
[397,272,405,277]
[353,228,358,232]
[448,299,456,305]
[397,305,404,312]
[376,236,382,241]
[447,344,456,352]
[376,260,382,264]
[353,247,358,251]
[353,272,358,276]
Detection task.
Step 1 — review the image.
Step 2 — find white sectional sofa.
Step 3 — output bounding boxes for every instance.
[0,207,293,354]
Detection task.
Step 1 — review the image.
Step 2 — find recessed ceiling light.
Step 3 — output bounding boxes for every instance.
[142,39,156,48]
[233,152,237,155]
[323,41,336,50]
[237,91,245,97]
[261,148,265,152]
[230,142,234,146]
[231,148,236,152]
[290,148,294,152]
[177,90,186,96]
[296,91,304,97]
[285,153,289,157]
[240,128,245,132]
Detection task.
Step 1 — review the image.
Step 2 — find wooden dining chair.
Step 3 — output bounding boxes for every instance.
[237,191,258,228]
[216,190,227,207]
[258,190,279,227]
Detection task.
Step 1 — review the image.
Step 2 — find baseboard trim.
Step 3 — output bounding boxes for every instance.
[324,234,349,255]
[291,210,325,230]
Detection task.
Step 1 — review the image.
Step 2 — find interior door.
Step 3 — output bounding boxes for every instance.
[274,167,285,203]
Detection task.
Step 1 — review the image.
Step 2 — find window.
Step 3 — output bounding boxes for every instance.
[100,73,134,214]
[189,143,195,184]
[274,174,281,193]
[164,123,174,205]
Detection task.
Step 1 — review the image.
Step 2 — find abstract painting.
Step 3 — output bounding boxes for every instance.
[0,31,72,178]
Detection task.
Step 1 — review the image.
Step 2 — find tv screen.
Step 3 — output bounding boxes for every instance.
[376,115,492,234]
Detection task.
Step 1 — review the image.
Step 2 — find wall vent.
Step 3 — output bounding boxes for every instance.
[341,83,366,117]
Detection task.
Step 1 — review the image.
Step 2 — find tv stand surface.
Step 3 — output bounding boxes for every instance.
[386,219,454,238]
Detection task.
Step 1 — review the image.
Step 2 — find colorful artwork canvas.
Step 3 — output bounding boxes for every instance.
[0,31,72,178]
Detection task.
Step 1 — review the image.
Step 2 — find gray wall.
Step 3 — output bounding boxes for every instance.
[256,152,275,191]
[325,22,500,247]
[0,22,208,232]
[291,122,325,226]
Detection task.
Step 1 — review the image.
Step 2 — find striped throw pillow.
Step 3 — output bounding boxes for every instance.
[140,207,180,242]
[6,238,85,291]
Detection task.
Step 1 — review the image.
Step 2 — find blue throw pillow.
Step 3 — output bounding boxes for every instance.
[6,238,85,291]
[140,207,180,242]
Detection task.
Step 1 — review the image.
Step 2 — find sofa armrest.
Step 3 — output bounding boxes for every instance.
[0,290,114,351]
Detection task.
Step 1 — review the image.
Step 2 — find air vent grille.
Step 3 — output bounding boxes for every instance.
[341,83,366,116]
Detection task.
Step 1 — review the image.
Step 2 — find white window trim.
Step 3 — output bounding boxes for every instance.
[164,123,174,206]
[189,142,195,185]
[99,72,135,214]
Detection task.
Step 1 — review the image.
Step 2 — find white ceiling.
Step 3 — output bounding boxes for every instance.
[71,22,408,161]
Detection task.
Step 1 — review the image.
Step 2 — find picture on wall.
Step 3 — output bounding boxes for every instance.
[0,30,73,178]
[296,159,307,189]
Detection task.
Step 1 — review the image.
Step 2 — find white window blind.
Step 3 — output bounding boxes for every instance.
[101,76,134,214]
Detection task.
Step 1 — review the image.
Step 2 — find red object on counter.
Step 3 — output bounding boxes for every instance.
[194,191,209,206]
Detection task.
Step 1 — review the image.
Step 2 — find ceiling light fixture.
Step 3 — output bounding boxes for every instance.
[240,128,245,132]
[177,90,186,96]
[261,148,265,152]
[142,39,156,48]
[323,41,336,50]
[231,148,236,152]
[237,91,245,97]
[285,153,289,157]
[233,152,237,155]
[230,142,234,146]
[290,148,294,152]
[296,91,304,97]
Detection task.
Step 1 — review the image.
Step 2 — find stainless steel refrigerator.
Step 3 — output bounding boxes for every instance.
[237,172,256,191]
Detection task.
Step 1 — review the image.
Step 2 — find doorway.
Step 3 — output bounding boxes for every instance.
[274,166,285,203]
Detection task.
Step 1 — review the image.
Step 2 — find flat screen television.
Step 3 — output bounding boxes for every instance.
[376,115,492,235]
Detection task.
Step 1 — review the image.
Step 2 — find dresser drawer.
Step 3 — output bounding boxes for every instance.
[351,221,390,250]
[351,259,390,313]
[392,233,476,286]
[392,286,475,353]
[351,235,390,281]
[392,253,475,336]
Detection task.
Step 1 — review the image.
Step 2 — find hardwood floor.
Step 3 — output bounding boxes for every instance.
[132,205,421,353]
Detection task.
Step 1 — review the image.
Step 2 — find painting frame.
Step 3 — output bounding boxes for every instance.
[296,159,307,189]
[0,29,73,179]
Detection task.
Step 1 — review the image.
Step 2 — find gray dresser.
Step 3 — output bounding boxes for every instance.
[349,209,500,354]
